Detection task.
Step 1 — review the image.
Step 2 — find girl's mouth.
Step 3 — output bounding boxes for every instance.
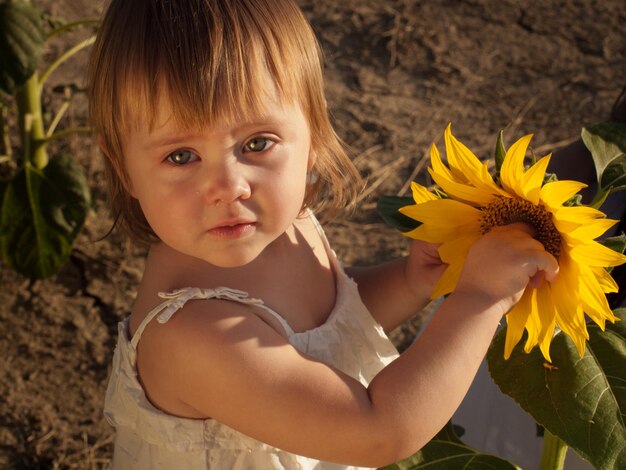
[207,222,256,240]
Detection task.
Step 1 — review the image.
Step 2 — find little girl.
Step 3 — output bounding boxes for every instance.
[88,0,559,468]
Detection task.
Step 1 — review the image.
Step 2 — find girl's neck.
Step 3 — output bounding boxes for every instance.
[143,223,299,291]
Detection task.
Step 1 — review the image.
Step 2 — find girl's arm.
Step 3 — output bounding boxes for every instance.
[138,224,557,467]
[346,239,447,332]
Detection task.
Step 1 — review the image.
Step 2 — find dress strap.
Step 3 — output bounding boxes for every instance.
[306,208,341,271]
[306,208,328,246]
[130,287,295,349]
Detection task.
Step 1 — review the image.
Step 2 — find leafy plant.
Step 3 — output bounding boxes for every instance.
[582,123,626,208]
[0,0,98,279]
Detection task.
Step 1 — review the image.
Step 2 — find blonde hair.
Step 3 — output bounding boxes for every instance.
[88,0,362,243]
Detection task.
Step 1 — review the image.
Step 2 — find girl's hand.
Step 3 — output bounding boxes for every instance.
[455,223,559,316]
[347,240,447,332]
[404,240,448,302]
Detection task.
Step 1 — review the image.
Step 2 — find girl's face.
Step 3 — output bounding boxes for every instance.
[120,87,315,268]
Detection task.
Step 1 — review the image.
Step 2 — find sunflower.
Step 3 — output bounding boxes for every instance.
[400,124,626,361]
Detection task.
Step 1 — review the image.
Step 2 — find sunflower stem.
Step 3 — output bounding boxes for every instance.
[46,18,100,39]
[589,187,611,209]
[16,73,48,169]
[39,35,97,91]
[539,430,567,470]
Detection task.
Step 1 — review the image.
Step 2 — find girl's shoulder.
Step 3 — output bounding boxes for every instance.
[131,289,289,417]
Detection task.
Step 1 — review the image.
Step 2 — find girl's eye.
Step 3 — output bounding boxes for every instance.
[243,137,274,153]
[166,149,198,165]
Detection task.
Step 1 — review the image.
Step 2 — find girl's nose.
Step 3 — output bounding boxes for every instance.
[201,159,251,206]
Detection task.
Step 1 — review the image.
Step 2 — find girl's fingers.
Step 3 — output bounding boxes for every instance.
[493,223,560,283]
[528,271,544,289]
[534,250,559,283]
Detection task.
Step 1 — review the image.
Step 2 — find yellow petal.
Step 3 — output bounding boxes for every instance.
[443,124,471,183]
[399,199,482,226]
[428,167,495,206]
[429,235,481,298]
[539,323,556,362]
[592,267,619,294]
[551,249,581,300]
[523,288,541,352]
[444,124,503,194]
[404,224,455,243]
[410,181,438,204]
[540,180,587,209]
[429,143,455,182]
[521,155,551,204]
[504,290,533,359]
[535,284,556,362]
[404,219,482,243]
[431,261,463,298]
[553,218,581,236]
[553,295,587,356]
[552,205,605,224]
[500,134,533,196]
[570,241,626,268]
[438,234,479,264]
[552,205,607,236]
[556,308,588,357]
[567,218,618,241]
[550,252,588,356]
[578,264,620,330]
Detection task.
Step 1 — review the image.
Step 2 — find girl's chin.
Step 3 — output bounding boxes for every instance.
[197,246,265,269]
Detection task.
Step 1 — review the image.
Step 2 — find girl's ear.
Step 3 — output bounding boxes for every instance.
[97,138,136,198]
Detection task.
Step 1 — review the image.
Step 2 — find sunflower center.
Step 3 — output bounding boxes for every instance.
[479,196,562,259]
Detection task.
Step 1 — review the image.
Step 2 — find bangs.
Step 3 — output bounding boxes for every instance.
[120,42,285,135]
[91,0,320,137]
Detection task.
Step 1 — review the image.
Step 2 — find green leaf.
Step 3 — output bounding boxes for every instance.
[378,421,519,470]
[600,155,626,195]
[0,153,90,278]
[0,0,45,95]
[487,309,626,470]
[581,122,626,190]
[494,129,506,175]
[377,195,421,233]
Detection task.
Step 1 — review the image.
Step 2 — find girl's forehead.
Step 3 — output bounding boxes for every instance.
[126,71,299,136]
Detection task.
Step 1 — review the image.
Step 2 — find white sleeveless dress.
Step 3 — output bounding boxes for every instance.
[104,217,400,469]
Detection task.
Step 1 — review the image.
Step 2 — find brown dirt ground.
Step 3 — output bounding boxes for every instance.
[1,0,625,468]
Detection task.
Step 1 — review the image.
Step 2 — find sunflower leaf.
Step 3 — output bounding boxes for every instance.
[600,155,626,195]
[378,421,519,470]
[581,122,626,188]
[0,153,90,279]
[0,0,45,95]
[601,233,626,255]
[377,195,421,232]
[487,308,626,470]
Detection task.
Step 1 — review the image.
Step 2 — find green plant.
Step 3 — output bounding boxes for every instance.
[0,0,98,279]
